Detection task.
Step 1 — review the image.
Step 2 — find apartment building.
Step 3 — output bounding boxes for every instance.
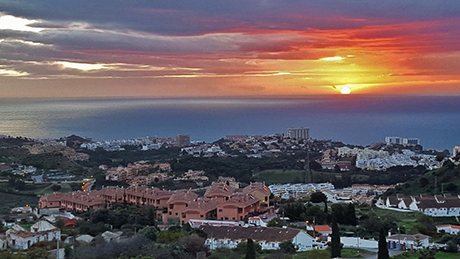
[39,182,271,225]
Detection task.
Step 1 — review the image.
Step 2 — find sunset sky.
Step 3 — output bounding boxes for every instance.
[0,1,459,98]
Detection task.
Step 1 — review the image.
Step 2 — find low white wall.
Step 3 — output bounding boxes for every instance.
[341,237,378,249]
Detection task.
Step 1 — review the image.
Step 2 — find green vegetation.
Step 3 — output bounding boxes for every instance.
[387,162,460,196]
[254,169,305,184]
[0,193,38,213]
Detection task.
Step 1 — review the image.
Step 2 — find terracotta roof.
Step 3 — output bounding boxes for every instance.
[201,226,304,242]
[220,193,260,208]
[242,182,270,195]
[40,193,65,202]
[167,190,198,204]
[183,199,222,213]
[205,183,235,198]
[437,224,460,230]
[314,225,332,232]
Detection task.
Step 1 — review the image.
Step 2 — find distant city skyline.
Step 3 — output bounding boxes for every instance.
[0,1,459,98]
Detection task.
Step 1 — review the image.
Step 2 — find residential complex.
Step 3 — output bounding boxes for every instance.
[39,182,271,225]
[320,146,438,171]
[378,194,460,217]
[105,161,172,186]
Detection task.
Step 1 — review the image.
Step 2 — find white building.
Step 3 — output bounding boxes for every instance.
[202,226,314,251]
[402,138,420,145]
[453,146,460,158]
[3,220,60,250]
[436,224,460,235]
[385,136,401,144]
[379,194,460,217]
[286,128,309,140]
[387,234,430,250]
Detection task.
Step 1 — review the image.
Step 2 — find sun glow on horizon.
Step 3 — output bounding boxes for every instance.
[341,86,351,95]
[319,56,345,62]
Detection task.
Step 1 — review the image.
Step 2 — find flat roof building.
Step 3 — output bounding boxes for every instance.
[286,127,309,140]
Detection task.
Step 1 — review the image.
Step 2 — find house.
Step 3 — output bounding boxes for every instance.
[397,197,413,210]
[38,193,65,209]
[380,194,460,217]
[5,220,60,250]
[248,217,267,227]
[387,234,430,250]
[201,226,314,251]
[314,225,332,237]
[436,224,460,235]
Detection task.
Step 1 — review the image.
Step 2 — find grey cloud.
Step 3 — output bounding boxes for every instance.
[1,1,459,36]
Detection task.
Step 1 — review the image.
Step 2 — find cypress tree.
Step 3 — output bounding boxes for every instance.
[246,238,256,259]
[378,228,389,259]
[347,203,357,226]
[331,217,341,258]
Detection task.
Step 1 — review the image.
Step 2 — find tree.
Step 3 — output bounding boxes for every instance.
[246,238,256,259]
[140,226,158,241]
[378,228,389,259]
[445,241,458,253]
[55,218,65,230]
[419,177,429,188]
[179,234,209,257]
[330,217,341,258]
[310,192,327,204]
[279,240,296,254]
[267,218,286,227]
[346,203,357,226]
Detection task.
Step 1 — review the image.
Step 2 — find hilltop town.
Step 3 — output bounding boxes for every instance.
[1,129,460,258]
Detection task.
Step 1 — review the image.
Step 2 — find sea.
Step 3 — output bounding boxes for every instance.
[0,95,459,151]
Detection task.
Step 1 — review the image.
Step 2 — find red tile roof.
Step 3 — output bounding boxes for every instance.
[314,225,332,232]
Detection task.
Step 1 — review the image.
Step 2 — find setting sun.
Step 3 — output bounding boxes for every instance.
[341,87,351,95]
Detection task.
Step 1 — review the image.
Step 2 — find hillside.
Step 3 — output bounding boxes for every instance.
[386,160,460,196]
